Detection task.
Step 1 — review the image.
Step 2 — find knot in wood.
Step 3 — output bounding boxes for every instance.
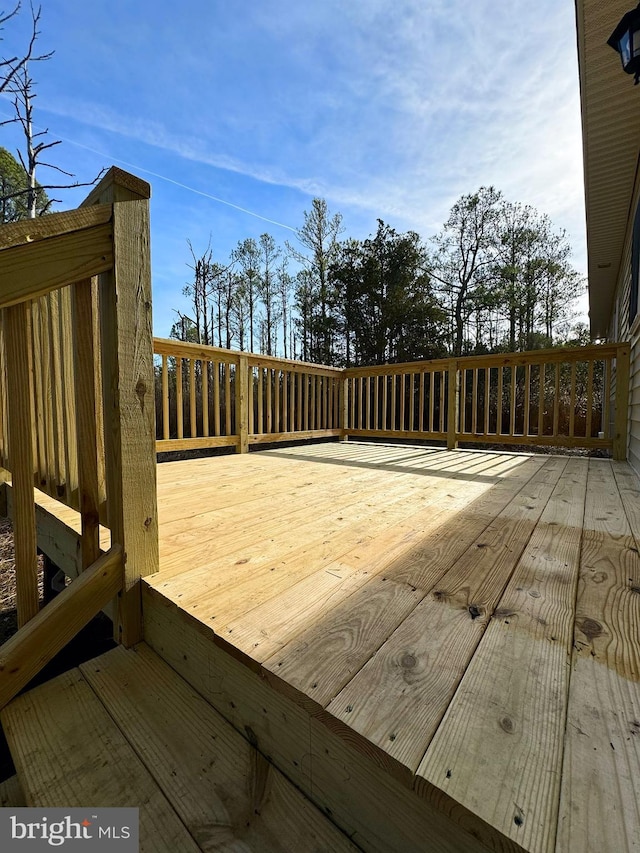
[499,716,514,734]
[577,617,604,642]
[401,653,417,669]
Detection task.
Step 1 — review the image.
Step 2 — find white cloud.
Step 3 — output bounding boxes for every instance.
[41,0,585,266]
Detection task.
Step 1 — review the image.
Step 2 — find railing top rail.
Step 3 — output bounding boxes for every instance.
[0,204,112,253]
[0,205,115,311]
[154,338,241,365]
[153,338,344,375]
[343,342,627,377]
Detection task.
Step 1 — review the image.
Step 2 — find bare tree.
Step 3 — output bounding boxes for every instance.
[0,2,33,95]
[1,3,103,218]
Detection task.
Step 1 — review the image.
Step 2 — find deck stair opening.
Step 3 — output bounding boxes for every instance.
[0,643,362,853]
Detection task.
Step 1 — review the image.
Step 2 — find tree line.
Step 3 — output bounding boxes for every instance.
[173,187,585,366]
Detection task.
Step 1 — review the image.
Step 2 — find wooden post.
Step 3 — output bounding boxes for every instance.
[340,376,349,441]
[4,303,40,626]
[447,360,459,450]
[613,344,630,461]
[236,355,249,453]
[82,168,159,646]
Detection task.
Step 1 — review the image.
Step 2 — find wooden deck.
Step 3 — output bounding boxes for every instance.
[142,442,640,853]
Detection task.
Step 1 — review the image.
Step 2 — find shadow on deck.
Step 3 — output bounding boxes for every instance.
[2,442,640,853]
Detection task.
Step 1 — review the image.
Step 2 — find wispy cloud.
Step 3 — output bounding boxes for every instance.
[18,0,586,271]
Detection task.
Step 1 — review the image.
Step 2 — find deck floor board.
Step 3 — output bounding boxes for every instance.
[25,441,640,852]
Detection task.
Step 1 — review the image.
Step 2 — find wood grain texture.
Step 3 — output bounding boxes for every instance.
[419,458,588,853]
[0,223,113,309]
[325,458,567,779]
[143,588,493,853]
[0,203,112,251]
[80,644,361,852]
[1,669,201,853]
[72,278,101,569]
[556,460,640,853]
[99,193,159,645]
[0,546,122,710]
[0,774,26,807]
[4,302,39,626]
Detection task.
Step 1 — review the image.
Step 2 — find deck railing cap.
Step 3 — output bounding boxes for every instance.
[81,166,151,207]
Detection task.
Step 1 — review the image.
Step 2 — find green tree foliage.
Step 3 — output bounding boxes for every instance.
[174,190,586,366]
[432,189,584,355]
[288,198,343,364]
[0,145,49,221]
[331,221,447,365]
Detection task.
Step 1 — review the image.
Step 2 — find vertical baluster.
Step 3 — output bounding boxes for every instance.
[458,369,465,433]
[409,374,415,432]
[225,361,232,435]
[5,303,39,626]
[202,360,209,437]
[569,361,577,438]
[472,369,478,435]
[603,358,612,439]
[72,280,101,570]
[484,367,491,435]
[297,372,303,431]
[176,356,183,439]
[553,363,560,437]
[283,371,289,433]
[257,367,264,434]
[391,375,397,431]
[189,358,197,437]
[439,370,445,433]
[248,365,254,436]
[524,364,531,437]
[290,370,295,432]
[274,368,280,433]
[497,366,504,436]
[162,356,169,440]
[214,360,221,436]
[265,368,272,434]
[538,363,545,436]
[586,360,594,438]
[382,375,388,430]
[510,365,517,436]
[419,372,425,433]
[429,372,435,433]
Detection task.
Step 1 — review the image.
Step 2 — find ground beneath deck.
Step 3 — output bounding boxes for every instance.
[145,441,640,853]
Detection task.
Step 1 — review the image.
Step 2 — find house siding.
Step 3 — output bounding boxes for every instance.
[606,164,640,475]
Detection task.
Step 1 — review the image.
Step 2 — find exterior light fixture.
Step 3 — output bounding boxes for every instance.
[608,3,640,83]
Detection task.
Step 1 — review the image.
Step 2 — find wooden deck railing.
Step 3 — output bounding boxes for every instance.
[154,340,344,452]
[155,340,630,460]
[0,168,160,708]
[0,166,629,710]
[344,343,630,458]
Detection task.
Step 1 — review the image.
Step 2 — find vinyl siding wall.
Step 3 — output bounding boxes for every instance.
[606,164,640,475]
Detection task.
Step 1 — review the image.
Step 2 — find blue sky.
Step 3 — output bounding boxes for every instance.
[0,0,586,338]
